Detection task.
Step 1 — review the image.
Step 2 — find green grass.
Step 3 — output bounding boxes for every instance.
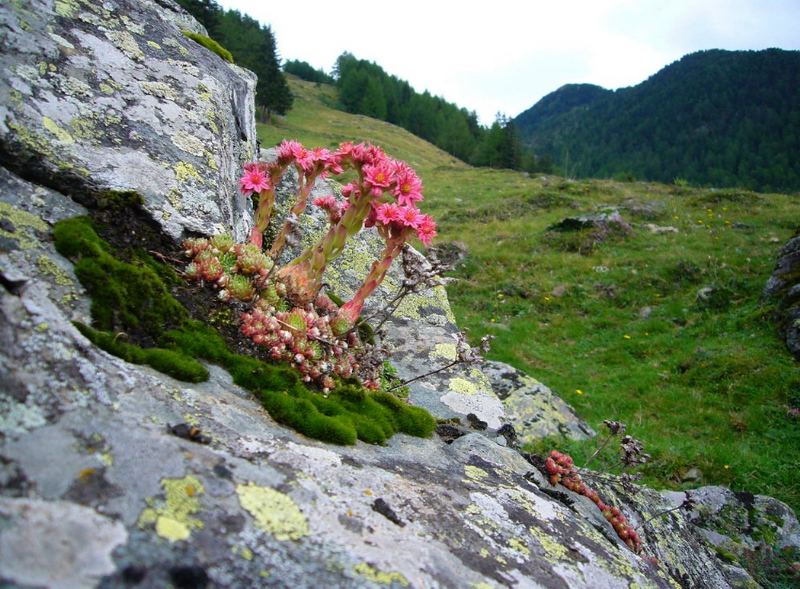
[260,80,800,511]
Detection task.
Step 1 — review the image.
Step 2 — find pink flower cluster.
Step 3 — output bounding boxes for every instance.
[240,140,437,247]
[240,300,361,392]
[276,140,343,177]
[369,202,437,246]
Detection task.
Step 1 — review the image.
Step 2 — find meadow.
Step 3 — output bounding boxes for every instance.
[259,77,800,511]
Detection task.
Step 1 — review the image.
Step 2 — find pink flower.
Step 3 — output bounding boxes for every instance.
[351,142,385,167]
[392,162,423,206]
[278,140,302,162]
[416,214,437,246]
[364,160,395,196]
[239,164,271,195]
[292,143,314,173]
[396,205,423,229]
[313,195,338,210]
[375,202,402,225]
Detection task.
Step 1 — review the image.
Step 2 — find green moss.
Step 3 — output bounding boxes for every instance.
[181,31,233,63]
[713,544,739,564]
[75,323,208,383]
[94,190,144,210]
[53,217,186,337]
[166,323,434,445]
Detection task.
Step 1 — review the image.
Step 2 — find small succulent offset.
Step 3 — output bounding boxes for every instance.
[182,140,437,392]
[545,450,643,552]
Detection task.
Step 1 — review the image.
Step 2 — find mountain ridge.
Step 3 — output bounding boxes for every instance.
[514,48,800,191]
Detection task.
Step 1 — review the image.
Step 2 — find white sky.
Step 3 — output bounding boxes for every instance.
[217,0,800,126]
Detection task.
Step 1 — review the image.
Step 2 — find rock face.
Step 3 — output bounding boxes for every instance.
[1,3,799,589]
[0,0,258,242]
[764,231,800,360]
[483,361,595,443]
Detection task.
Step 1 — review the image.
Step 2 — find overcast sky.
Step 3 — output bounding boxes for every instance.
[216,0,800,126]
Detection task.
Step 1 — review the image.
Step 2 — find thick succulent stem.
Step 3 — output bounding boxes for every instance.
[277,193,374,305]
[333,235,404,334]
[249,189,275,249]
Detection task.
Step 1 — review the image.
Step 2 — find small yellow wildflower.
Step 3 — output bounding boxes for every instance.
[575,389,584,395]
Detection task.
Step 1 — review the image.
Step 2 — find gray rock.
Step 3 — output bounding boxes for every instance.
[548,210,632,234]
[0,0,257,242]
[763,232,800,359]
[484,360,595,442]
[619,198,666,220]
[0,497,128,589]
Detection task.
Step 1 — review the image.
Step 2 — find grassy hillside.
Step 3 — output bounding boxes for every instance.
[259,76,465,170]
[259,77,800,512]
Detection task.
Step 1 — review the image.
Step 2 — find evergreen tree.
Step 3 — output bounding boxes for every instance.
[284,60,334,84]
[218,11,292,119]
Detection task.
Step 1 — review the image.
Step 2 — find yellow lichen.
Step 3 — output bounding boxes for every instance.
[140,81,177,101]
[236,483,309,541]
[233,545,253,561]
[473,583,495,589]
[464,465,488,481]
[105,30,144,61]
[448,377,479,396]
[174,162,202,184]
[69,117,101,142]
[54,0,78,17]
[42,116,74,144]
[394,285,456,323]
[508,537,530,558]
[147,40,162,49]
[167,189,182,209]
[35,322,49,332]
[99,83,115,95]
[171,131,204,156]
[0,202,49,249]
[529,526,568,561]
[99,452,113,467]
[205,150,219,171]
[138,475,205,542]
[352,562,409,587]
[432,342,457,362]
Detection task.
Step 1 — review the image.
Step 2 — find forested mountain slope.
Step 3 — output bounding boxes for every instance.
[514,49,800,192]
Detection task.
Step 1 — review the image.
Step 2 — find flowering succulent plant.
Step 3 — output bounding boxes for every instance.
[183,139,436,392]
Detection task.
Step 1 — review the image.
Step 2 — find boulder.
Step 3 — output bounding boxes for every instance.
[0,0,258,242]
[547,210,632,234]
[484,360,595,443]
[764,231,800,360]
